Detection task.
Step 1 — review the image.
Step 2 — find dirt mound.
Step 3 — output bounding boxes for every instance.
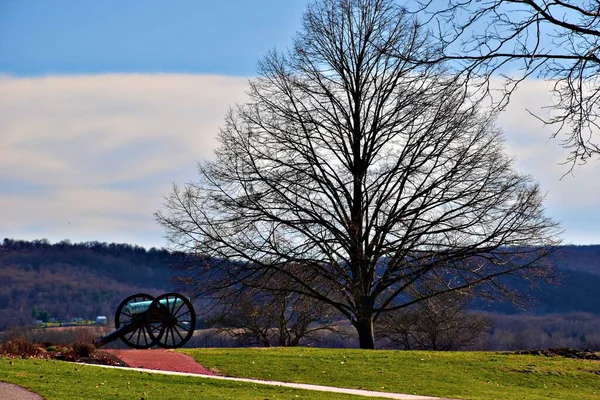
[53,349,128,366]
[511,348,600,360]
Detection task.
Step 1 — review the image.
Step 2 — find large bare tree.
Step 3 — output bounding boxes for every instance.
[412,0,600,166]
[156,0,560,349]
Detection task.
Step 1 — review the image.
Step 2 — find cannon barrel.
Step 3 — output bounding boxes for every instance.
[123,298,184,315]
[94,322,140,348]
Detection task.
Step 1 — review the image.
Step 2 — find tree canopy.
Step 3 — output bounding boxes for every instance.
[156,0,561,349]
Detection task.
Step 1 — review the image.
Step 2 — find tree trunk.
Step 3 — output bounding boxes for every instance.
[355,316,375,349]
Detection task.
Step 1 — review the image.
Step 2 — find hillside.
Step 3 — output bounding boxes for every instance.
[551,245,600,276]
[0,239,599,333]
[472,245,600,315]
[0,238,178,331]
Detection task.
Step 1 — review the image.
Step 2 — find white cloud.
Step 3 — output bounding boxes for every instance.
[0,73,598,248]
[497,79,600,244]
[0,74,249,247]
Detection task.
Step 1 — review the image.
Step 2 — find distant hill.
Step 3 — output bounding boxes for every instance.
[0,239,599,332]
[533,246,600,313]
[0,238,179,331]
[470,245,600,315]
[551,245,600,276]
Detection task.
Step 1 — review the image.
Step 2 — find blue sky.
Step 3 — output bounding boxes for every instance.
[0,1,308,76]
[1,0,599,248]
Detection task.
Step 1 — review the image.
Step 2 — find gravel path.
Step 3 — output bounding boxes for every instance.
[0,382,44,400]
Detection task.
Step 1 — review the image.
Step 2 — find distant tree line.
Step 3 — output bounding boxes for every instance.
[485,312,600,351]
[184,312,600,352]
[2,238,599,352]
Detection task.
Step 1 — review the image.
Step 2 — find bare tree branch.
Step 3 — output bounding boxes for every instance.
[410,0,600,167]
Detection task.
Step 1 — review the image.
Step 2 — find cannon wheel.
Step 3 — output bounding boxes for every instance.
[115,293,156,349]
[145,292,196,348]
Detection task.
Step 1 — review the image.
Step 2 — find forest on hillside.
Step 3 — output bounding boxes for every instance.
[0,238,178,331]
[1,239,599,350]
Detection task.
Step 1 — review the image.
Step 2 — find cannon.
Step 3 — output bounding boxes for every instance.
[94,292,196,349]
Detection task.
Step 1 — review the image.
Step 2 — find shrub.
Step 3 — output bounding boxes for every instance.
[0,335,45,358]
[72,342,95,358]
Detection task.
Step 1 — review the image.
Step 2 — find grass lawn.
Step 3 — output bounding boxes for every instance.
[0,357,364,400]
[181,348,600,400]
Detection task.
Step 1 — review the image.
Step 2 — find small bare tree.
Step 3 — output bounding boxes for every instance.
[412,0,600,166]
[204,268,339,347]
[215,281,339,347]
[156,0,561,349]
[376,288,490,350]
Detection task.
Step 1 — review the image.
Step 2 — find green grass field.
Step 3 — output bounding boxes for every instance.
[181,348,600,400]
[1,348,599,399]
[0,357,360,400]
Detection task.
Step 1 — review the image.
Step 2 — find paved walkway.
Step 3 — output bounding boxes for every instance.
[103,349,215,375]
[0,382,44,400]
[80,363,453,399]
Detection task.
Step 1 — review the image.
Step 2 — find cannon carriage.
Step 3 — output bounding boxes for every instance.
[94,292,196,349]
